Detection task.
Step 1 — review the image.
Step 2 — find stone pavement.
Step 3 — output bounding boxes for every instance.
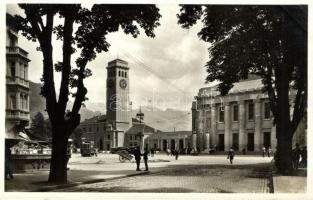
[272,167,307,193]
[5,153,277,193]
[54,163,273,193]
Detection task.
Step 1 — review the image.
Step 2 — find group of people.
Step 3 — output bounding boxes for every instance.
[133,146,149,171]
[166,149,179,160]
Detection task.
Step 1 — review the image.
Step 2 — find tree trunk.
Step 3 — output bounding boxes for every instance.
[274,64,294,175]
[48,127,69,183]
[275,124,294,174]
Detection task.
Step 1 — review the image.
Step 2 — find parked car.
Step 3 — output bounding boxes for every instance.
[80,141,97,157]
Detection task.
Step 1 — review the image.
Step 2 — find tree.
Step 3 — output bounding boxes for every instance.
[71,127,83,149]
[30,112,46,140]
[177,5,307,174]
[13,4,161,183]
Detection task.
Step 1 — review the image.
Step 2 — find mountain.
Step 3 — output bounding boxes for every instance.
[132,106,191,132]
[29,81,101,121]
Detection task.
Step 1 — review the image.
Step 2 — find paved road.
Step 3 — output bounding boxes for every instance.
[55,154,273,193]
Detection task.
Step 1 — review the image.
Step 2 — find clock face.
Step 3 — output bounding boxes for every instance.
[120,79,127,89]
[108,79,114,88]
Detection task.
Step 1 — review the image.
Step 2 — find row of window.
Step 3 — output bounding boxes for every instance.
[9,61,28,80]
[8,93,28,110]
[218,102,271,123]
[108,69,127,78]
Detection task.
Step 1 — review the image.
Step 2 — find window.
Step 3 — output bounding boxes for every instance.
[248,103,254,120]
[10,94,16,109]
[107,134,110,140]
[233,104,239,121]
[20,64,24,79]
[96,126,99,132]
[219,106,224,122]
[24,65,27,79]
[121,71,124,77]
[118,70,121,76]
[20,94,24,109]
[130,135,133,140]
[125,72,127,78]
[89,127,92,132]
[10,63,15,77]
[83,127,86,132]
[264,102,271,119]
[129,143,133,146]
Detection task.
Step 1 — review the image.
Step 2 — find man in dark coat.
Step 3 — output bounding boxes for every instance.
[133,146,142,171]
[143,148,149,171]
[227,147,235,164]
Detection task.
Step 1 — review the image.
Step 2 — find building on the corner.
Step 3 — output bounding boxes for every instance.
[5,14,31,139]
[192,76,306,153]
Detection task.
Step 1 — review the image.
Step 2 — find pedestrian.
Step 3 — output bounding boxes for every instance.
[300,146,307,167]
[166,148,170,156]
[173,149,179,160]
[150,148,155,157]
[5,145,14,180]
[292,143,301,170]
[267,147,272,157]
[133,146,142,171]
[143,148,149,171]
[262,146,266,157]
[227,147,235,164]
[242,148,246,155]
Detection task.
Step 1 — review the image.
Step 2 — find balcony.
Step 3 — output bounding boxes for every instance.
[6,109,30,121]
[6,76,29,88]
[6,46,30,61]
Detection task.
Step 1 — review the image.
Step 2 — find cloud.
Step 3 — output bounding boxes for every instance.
[8,4,211,112]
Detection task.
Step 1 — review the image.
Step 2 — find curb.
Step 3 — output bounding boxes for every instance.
[32,171,151,192]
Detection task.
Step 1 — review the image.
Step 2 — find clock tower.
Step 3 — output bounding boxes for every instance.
[106,59,132,147]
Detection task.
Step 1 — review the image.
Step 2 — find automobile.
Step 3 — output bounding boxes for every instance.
[80,141,97,157]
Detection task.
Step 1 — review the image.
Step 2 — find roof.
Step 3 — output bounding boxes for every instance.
[154,131,191,136]
[198,78,263,97]
[126,123,161,135]
[81,115,107,124]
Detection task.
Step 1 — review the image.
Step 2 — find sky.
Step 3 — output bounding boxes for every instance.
[6,4,211,112]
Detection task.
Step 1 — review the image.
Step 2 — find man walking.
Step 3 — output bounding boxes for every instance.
[227,147,235,164]
[133,146,142,171]
[143,148,149,171]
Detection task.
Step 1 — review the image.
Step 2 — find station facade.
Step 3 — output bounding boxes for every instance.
[192,76,306,153]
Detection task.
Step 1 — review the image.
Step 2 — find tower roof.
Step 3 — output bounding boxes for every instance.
[107,59,129,69]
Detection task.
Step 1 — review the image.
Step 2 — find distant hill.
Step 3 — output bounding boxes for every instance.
[29,81,101,121]
[132,106,191,132]
[29,82,191,130]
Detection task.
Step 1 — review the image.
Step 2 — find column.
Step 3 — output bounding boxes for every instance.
[254,99,262,151]
[157,138,160,149]
[239,100,246,151]
[16,92,20,110]
[205,133,210,151]
[112,131,116,148]
[192,133,197,149]
[271,125,276,150]
[160,138,163,151]
[224,102,231,151]
[211,104,217,147]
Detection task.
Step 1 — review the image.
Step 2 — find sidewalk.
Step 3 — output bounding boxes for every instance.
[5,168,152,192]
[272,167,307,193]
